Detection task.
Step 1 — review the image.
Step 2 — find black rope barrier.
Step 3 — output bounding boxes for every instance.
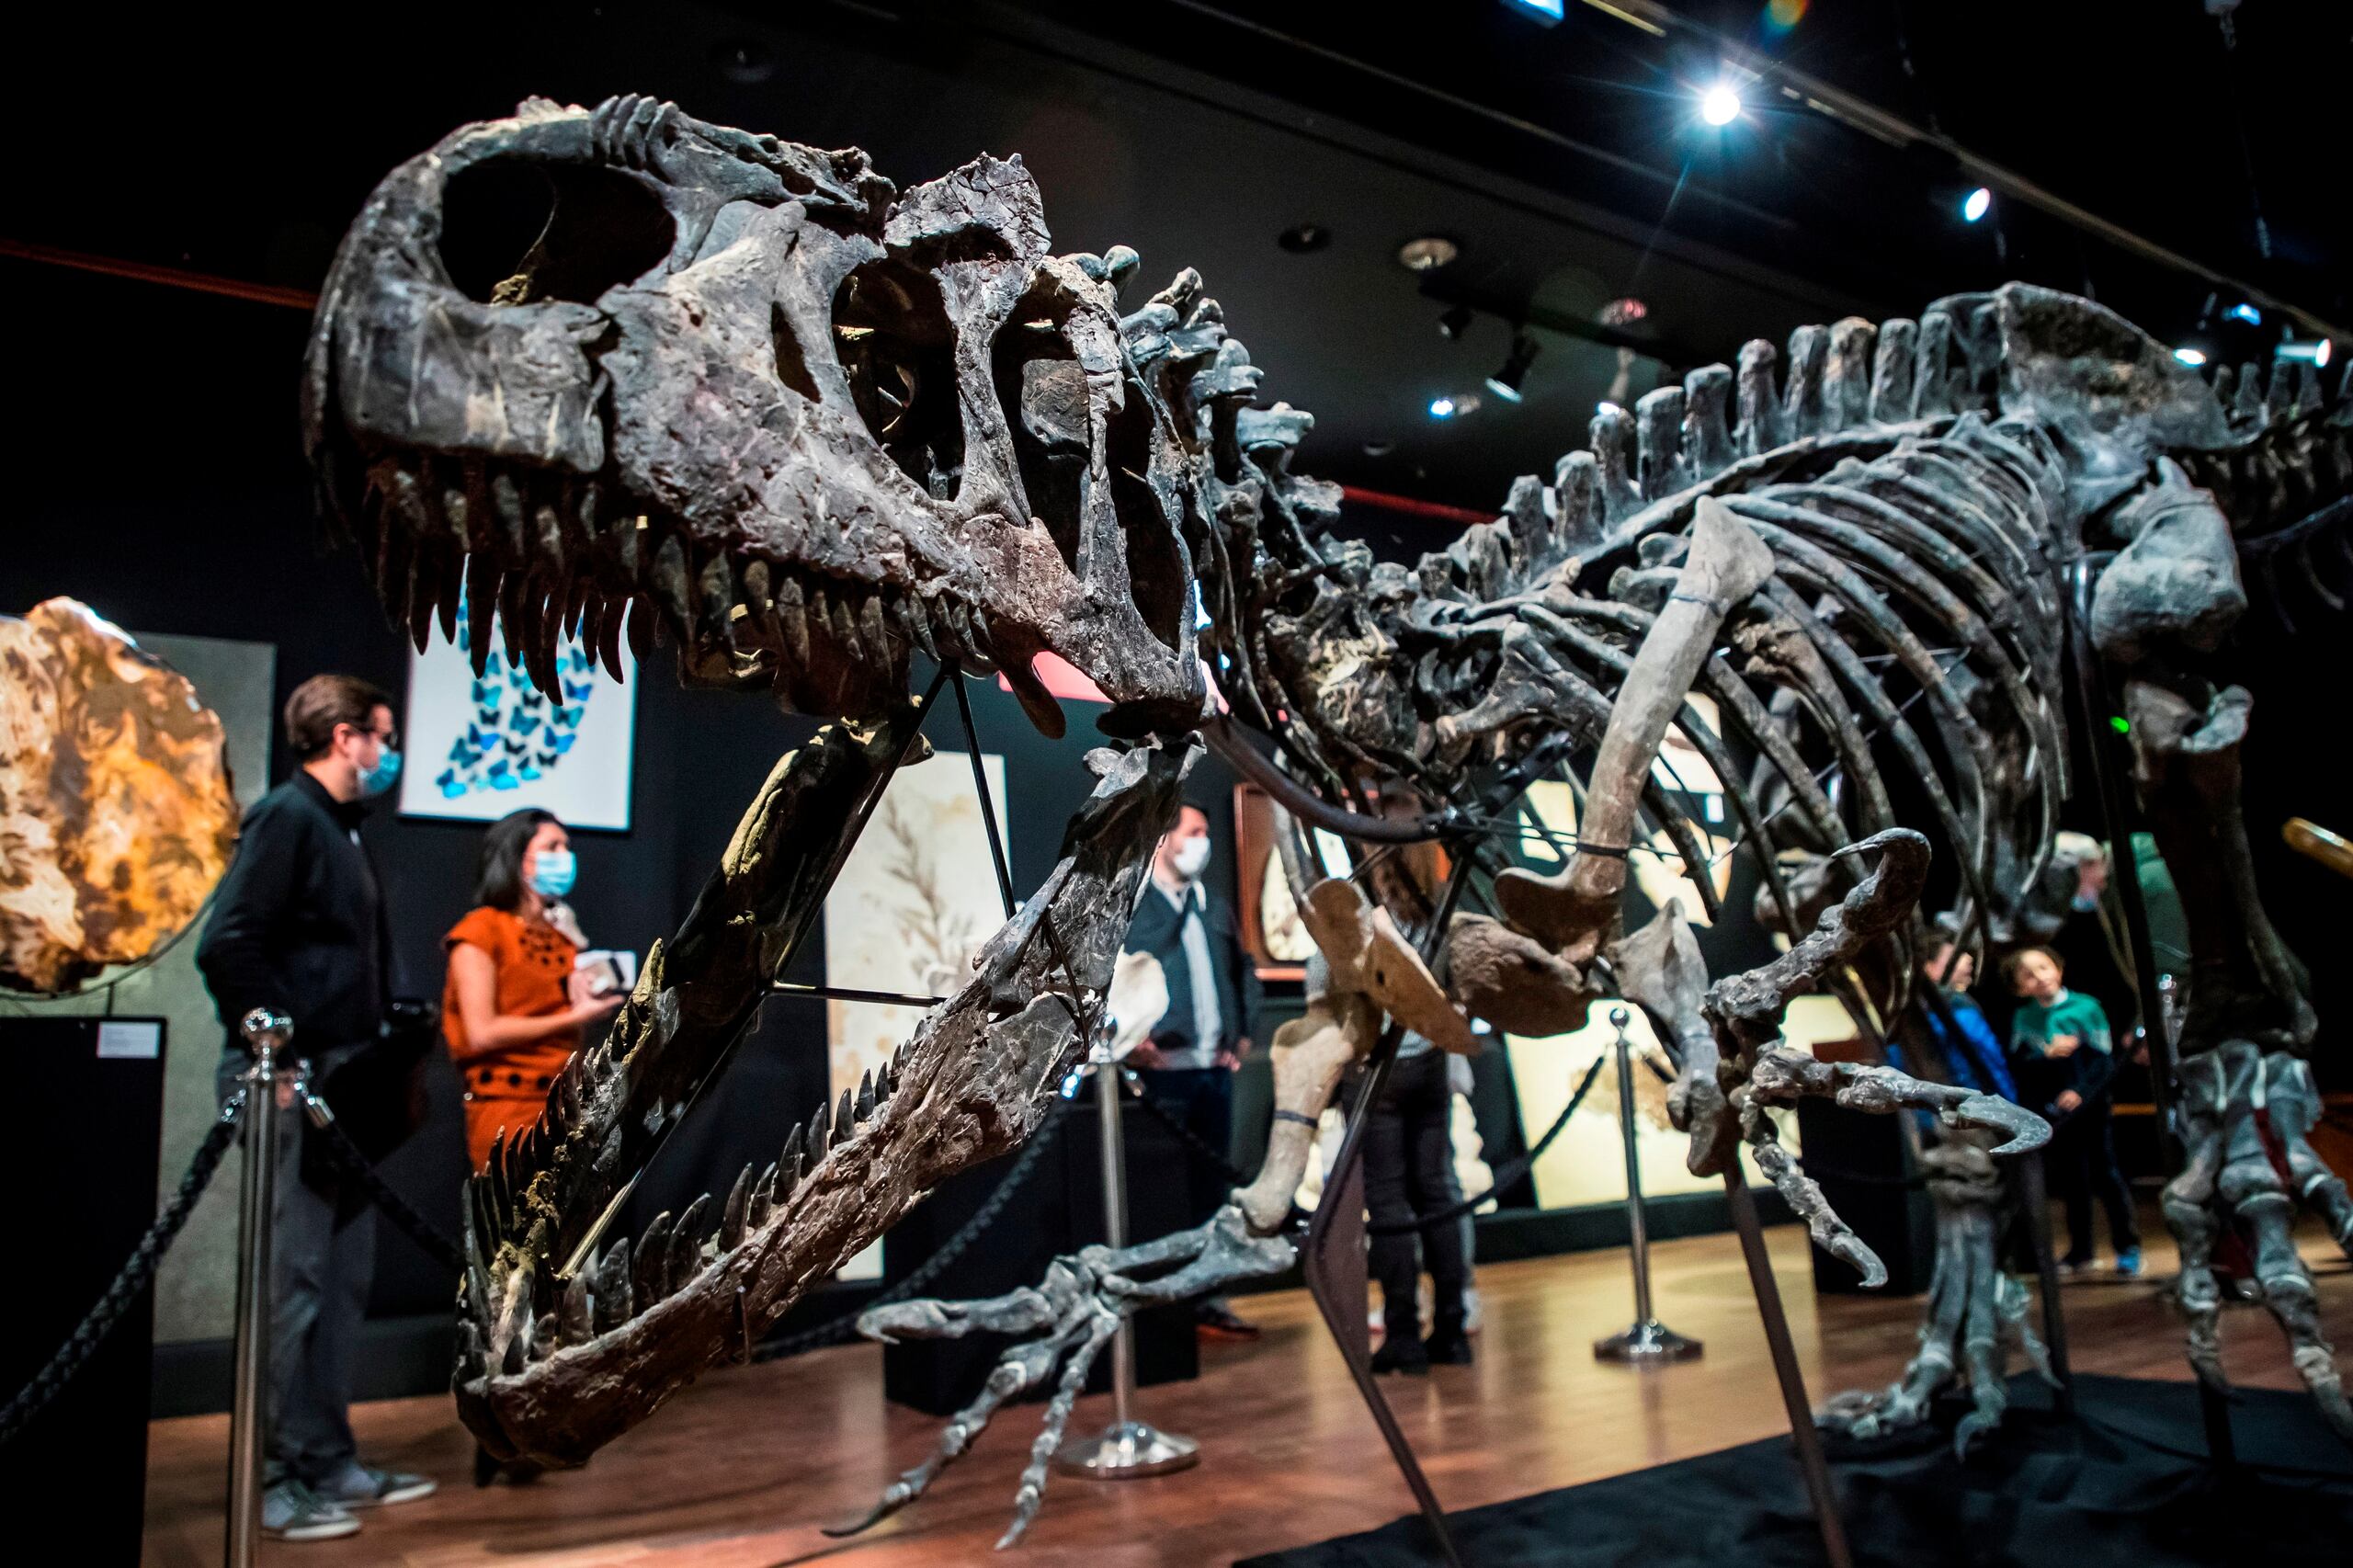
[1369,1053,1607,1236]
[1126,1072,1255,1187]
[302,1096,471,1276]
[0,1092,246,1447]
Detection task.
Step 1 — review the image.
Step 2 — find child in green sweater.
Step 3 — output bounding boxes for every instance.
[2006,946,2141,1275]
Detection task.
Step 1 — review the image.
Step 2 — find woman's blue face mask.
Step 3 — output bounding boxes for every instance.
[530,846,577,899]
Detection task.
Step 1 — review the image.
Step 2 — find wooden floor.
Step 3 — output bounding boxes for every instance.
[141,1210,2350,1568]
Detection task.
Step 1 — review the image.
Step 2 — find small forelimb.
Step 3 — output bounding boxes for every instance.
[1748,1049,2049,1156]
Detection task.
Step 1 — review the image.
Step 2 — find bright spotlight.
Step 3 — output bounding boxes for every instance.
[1961,187,1993,223]
[2277,339,2335,369]
[1699,83,1743,127]
[1430,396,1458,420]
[2172,347,2208,367]
[2224,302,2264,327]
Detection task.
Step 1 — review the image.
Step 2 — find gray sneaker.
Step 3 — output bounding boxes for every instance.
[262,1480,360,1541]
[314,1459,438,1508]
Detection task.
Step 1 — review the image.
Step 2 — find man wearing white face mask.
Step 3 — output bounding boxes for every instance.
[199,674,435,1540]
[1121,802,1263,1338]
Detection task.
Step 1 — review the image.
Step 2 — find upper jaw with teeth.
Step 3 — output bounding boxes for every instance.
[304,94,1203,740]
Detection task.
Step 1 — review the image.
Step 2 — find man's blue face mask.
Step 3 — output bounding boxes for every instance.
[358,745,403,798]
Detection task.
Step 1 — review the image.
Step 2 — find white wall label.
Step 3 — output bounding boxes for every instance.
[97,1021,162,1060]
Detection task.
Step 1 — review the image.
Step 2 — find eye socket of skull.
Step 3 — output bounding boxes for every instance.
[438,158,676,307]
[832,259,965,499]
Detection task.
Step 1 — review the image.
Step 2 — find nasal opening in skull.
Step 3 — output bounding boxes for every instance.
[834,259,965,499]
[439,160,675,306]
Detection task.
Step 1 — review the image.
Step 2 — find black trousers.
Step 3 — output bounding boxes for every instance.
[1136,1064,1235,1232]
[1357,1051,1469,1340]
[219,1056,375,1486]
[2048,1093,2140,1262]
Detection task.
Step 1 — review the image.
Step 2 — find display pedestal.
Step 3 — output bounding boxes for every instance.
[881,1095,1197,1416]
[0,1016,168,1566]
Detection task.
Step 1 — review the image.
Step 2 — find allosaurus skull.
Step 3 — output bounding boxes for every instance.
[303,94,1202,739]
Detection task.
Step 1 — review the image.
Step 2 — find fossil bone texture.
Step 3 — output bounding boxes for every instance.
[0,598,238,994]
[309,96,2352,1535]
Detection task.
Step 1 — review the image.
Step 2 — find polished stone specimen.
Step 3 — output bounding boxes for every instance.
[0,597,237,994]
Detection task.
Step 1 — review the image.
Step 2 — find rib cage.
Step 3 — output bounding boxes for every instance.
[1193,289,2349,1028]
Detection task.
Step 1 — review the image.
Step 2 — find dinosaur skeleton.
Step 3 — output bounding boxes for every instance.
[303,96,2350,1543]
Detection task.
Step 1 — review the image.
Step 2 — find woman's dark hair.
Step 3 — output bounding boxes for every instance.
[474,809,560,912]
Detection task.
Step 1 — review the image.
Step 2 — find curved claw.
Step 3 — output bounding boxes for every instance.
[822,1498,899,1540]
[1943,1093,2051,1156]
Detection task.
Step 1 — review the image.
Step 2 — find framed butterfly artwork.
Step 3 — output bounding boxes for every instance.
[396,600,638,830]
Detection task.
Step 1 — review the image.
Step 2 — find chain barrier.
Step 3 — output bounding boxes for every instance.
[0,1092,247,1448]
[750,1095,1074,1362]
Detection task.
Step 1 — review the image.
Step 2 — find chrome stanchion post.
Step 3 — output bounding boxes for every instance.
[1595,1006,1702,1363]
[1055,1040,1199,1479]
[226,1007,291,1567]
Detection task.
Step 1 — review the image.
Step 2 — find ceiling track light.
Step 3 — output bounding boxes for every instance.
[1961,186,1993,223]
[1485,333,1540,403]
[1396,235,1461,272]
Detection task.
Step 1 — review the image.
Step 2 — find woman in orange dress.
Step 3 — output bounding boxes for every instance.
[443,809,623,1169]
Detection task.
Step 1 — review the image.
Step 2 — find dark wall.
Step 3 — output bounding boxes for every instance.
[4,263,1245,1322]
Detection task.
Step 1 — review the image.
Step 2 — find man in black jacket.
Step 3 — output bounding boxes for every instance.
[197,674,435,1541]
[1122,802,1263,1336]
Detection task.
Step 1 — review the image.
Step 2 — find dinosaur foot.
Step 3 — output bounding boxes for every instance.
[839,1206,1294,1548]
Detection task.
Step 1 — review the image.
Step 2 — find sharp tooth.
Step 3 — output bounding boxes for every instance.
[809,1094,832,1157]
[406,545,439,653]
[532,494,568,577]
[593,1243,633,1332]
[901,594,938,660]
[554,1066,583,1129]
[740,558,771,618]
[498,570,530,665]
[485,1130,513,1227]
[667,1194,711,1289]
[720,1165,754,1251]
[627,597,659,661]
[632,1211,676,1313]
[456,1318,487,1379]
[577,593,607,670]
[748,1161,778,1230]
[858,591,889,659]
[560,1268,593,1343]
[696,548,738,651]
[651,534,693,635]
[563,572,590,641]
[529,1312,559,1362]
[833,1087,856,1149]
[774,575,811,667]
[501,1328,528,1376]
[780,1121,806,1187]
[530,585,567,699]
[855,1067,876,1125]
[469,1175,500,1260]
[834,589,865,663]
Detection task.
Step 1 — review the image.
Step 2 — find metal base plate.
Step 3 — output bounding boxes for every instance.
[1594,1318,1704,1363]
[1053,1420,1201,1479]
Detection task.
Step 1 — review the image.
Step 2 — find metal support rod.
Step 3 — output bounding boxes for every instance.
[1054,1050,1198,1479]
[2063,562,2234,1466]
[1726,1165,1853,1568]
[1596,1007,1701,1363]
[225,1008,290,1568]
[2014,1146,2075,1415]
[951,675,1019,920]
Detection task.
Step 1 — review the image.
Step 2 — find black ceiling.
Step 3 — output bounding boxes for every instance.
[15,1,2340,515]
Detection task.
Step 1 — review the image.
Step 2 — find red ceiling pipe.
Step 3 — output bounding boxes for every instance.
[1337,484,1495,528]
